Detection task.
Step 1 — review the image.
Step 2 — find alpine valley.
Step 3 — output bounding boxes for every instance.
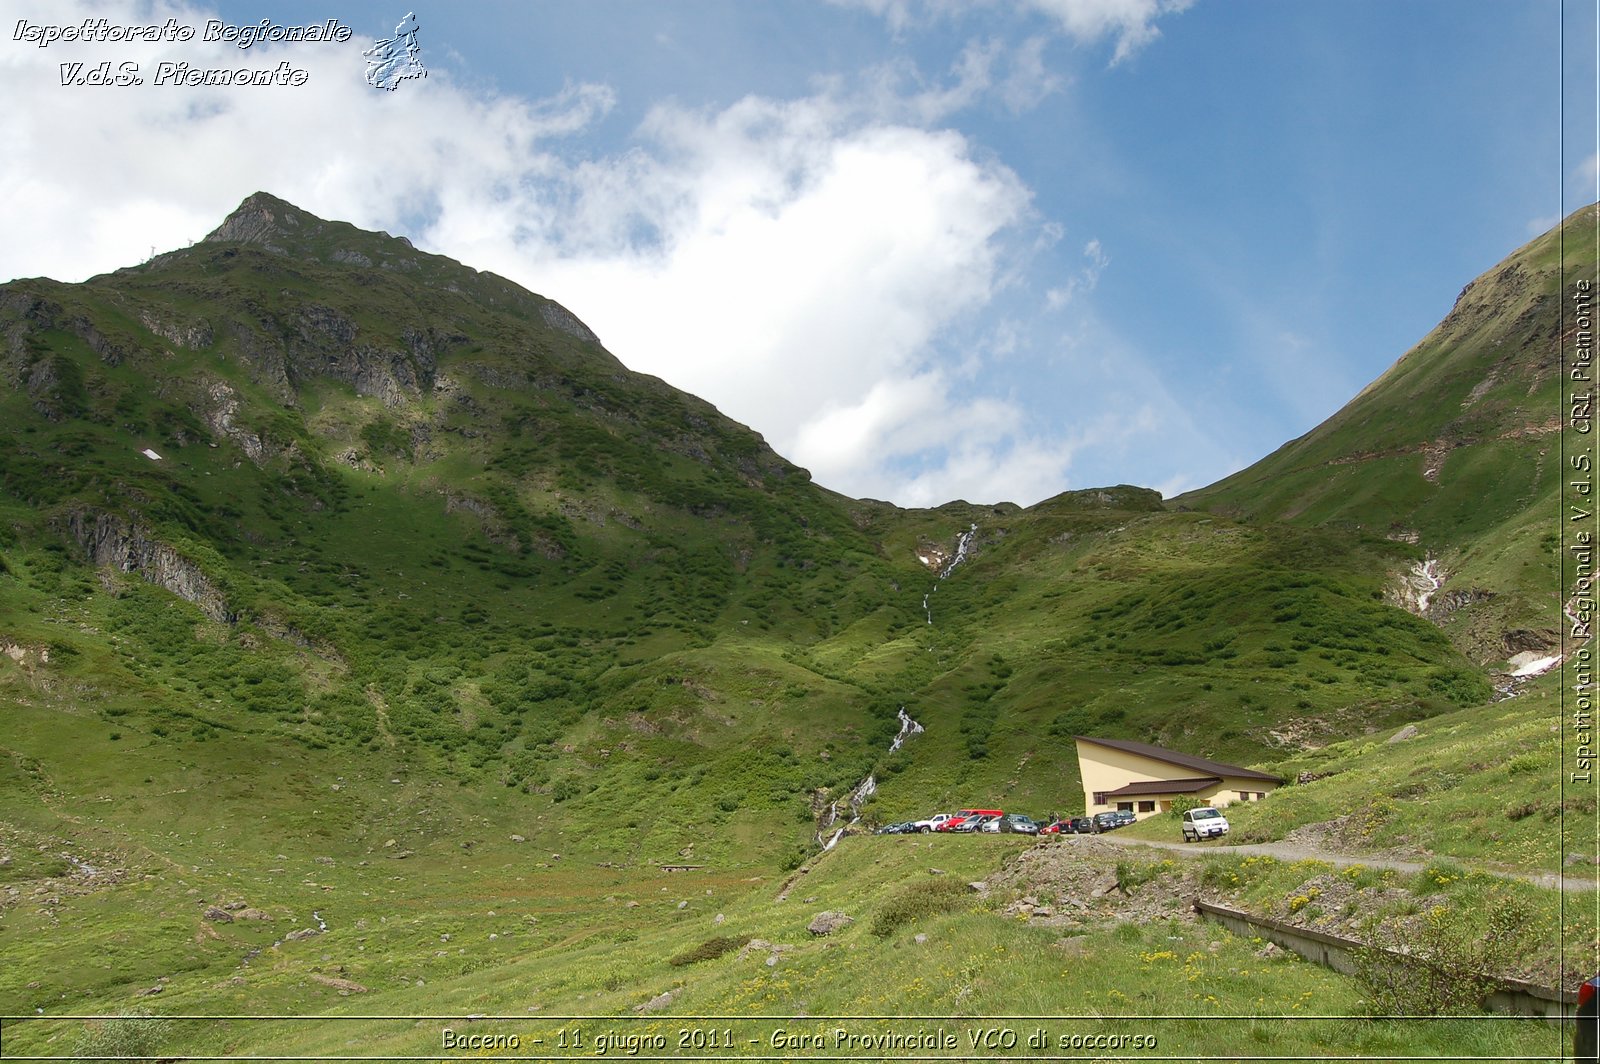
[0,194,1592,1060]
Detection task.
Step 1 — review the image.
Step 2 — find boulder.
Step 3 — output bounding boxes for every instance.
[807,911,852,936]
[309,973,369,993]
[635,989,677,1013]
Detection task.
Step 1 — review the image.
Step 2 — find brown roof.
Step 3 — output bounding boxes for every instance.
[1103,776,1220,797]
[1075,735,1281,784]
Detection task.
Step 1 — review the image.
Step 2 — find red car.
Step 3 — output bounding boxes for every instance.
[937,808,1003,831]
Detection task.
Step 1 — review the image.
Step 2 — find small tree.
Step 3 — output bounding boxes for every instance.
[1352,897,1531,1015]
[1168,795,1206,818]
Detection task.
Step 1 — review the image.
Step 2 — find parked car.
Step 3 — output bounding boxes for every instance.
[1090,811,1121,832]
[1040,819,1075,834]
[1181,806,1230,841]
[1113,809,1137,828]
[875,821,919,835]
[1069,816,1095,833]
[939,808,1003,832]
[997,813,1040,835]
[913,813,955,833]
[953,813,999,833]
[1577,973,1599,1064]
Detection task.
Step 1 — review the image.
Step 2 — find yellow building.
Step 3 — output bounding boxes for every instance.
[1074,735,1281,819]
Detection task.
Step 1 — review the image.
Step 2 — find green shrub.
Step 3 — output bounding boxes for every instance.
[870,876,971,937]
[668,935,751,967]
[1352,896,1533,1015]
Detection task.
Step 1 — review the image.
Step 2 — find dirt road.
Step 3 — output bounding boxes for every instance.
[1090,831,1598,891]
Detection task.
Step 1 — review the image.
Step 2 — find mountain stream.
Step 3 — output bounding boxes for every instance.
[816,525,975,847]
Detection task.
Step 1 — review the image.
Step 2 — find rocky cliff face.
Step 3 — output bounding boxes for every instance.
[65,511,235,624]
[201,191,319,251]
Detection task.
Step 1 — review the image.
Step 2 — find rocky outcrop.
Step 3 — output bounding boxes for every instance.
[202,192,306,251]
[64,511,234,623]
[198,379,269,463]
[21,355,77,421]
[286,305,440,406]
[539,299,600,345]
[139,310,213,351]
[442,491,523,553]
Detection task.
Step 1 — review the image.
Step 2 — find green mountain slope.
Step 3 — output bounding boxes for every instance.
[1175,205,1590,665]
[0,195,1580,1037]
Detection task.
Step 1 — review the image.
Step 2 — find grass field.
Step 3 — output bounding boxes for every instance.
[0,196,1593,1061]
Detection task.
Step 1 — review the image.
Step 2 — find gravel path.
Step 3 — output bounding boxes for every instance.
[1090,832,1599,892]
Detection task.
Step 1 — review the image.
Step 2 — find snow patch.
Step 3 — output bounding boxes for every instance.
[1508,652,1561,678]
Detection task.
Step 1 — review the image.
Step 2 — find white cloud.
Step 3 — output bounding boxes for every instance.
[1045,237,1109,309]
[495,95,1038,498]
[0,0,1198,507]
[1569,151,1600,213]
[0,0,617,282]
[830,0,1195,63]
[1025,0,1195,64]
[1000,36,1063,111]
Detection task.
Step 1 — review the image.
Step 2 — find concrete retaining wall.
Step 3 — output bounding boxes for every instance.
[1193,899,1574,1024]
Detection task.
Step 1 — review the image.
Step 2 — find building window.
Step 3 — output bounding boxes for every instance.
[1237,791,1250,801]
[1257,792,1267,800]
[1137,800,1155,813]
[1116,802,1133,812]
[1092,792,1108,806]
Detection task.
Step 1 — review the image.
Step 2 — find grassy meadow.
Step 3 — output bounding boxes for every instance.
[0,196,1593,1060]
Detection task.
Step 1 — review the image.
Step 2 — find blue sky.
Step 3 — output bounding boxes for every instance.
[0,0,1590,506]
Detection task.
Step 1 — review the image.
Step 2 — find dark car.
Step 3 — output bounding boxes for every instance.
[1070,816,1095,833]
[1091,811,1121,832]
[952,813,998,833]
[1577,973,1599,1064]
[1113,809,1137,828]
[874,821,919,835]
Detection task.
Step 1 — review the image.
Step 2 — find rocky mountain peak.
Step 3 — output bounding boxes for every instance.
[202,191,318,248]
[200,192,420,267]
